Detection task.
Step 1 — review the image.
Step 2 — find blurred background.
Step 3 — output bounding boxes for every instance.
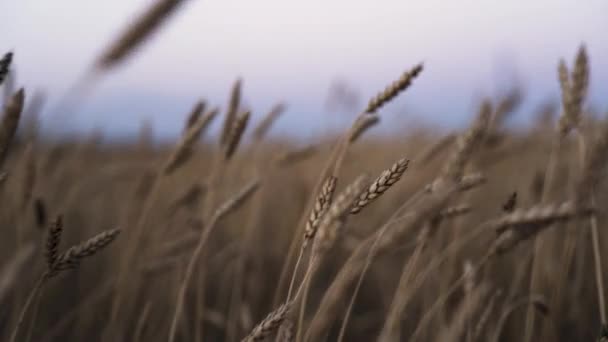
[1,0,607,141]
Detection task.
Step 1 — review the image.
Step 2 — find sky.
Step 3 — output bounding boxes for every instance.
[1,0,607,141]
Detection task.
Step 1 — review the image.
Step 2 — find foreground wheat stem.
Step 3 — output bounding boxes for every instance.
[376,225,431,342]
[168,180,259,342]
[408,251,492,341]
[590,195,606,324]
[10,275,45,342]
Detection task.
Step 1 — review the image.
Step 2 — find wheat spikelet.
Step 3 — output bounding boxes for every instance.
[0,52,13,86]
[0,88,24,167]
[183,100,206,134]
[312,175,369,257]
[49,229,121,275]
[441,100,492,182]
[241,302,291,342]
[33,197,47,229]
[253,103,286,141]
[348,113,380,142]
[163,108,218,175]
[502,191,518,213]
[221,78,243,146]
[276,318,294,342]
[45,215,64,268]
[365,63,423,113]
[492,201,593,254]
[493,87,523,127]
[215,179,260,220]
[274,145,318,167]
[350,158,409,214]
[439,205,472,220]
[224,110,250,160]
[96,0,187,69]
[568,45,589,121]
[302,176,337,249]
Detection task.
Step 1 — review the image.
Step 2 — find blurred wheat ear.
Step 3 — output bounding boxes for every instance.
[0,88,25,168]
[0,52,14,86]
[95,0,189,70]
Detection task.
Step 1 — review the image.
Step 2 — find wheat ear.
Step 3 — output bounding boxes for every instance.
[0,88,24,168]
[0,52,13,86]
[96,0,188,69]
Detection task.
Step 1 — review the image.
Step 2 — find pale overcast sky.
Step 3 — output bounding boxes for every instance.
[1,0,607,140]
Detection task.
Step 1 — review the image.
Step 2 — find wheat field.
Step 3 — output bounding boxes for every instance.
[1,1,608,341]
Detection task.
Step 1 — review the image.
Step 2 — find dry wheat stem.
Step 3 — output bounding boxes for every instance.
[435,283,489,342]
[491,295,549,342]
[0,244,35,304]
[472,289,502,340]
[408,251,493,342]
[377,224,434,342]
[9,275,46,342]
[168,179,260,342]
[574,127,607,324]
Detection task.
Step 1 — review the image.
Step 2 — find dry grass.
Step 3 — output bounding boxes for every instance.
[1,9,607,342]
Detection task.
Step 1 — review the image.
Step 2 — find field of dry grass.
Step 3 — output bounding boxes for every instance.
[2,1,608,341]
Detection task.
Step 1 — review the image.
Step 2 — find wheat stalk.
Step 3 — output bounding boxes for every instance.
[96,0,188,69]
[168,179,260,342]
